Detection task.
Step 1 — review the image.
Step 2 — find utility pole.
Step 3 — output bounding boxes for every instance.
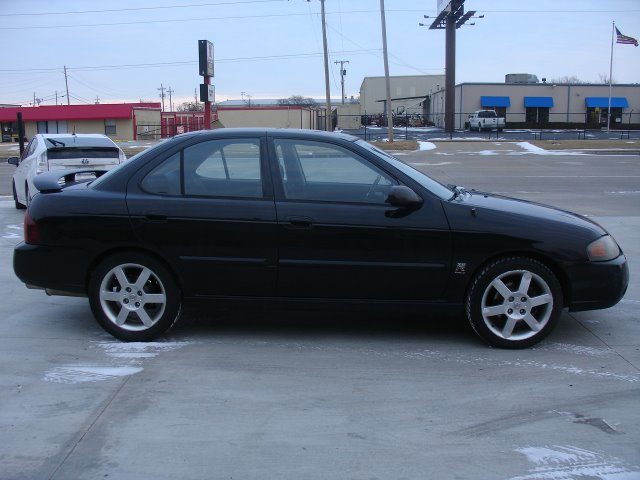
[380,0,394,141]
[64,66,70,105]
[94,95,100,104]
[320,0,332,131]
[334,60,349,104]
[167,87,174,112]
[298,0,331,130]
[157,83,166,111]
[55,91,58,105]
[421,1,480,135]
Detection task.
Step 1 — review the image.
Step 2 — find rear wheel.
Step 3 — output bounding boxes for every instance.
[466,257,562,348]
[25,183,31,208]
[12,181,25,210]
[89,252,182,341]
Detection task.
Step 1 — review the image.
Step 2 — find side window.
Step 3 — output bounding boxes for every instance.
[184,139,263,198]
[105,119,117,136]
[274,139,397,204]
[22,137,38,160]
[140,152,181,196]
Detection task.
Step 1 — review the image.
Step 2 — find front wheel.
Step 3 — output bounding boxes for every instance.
[466,257,562,348]
[89,252,182,341]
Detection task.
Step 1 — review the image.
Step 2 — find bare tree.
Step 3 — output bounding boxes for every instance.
[549,75,589,84]
[278,95,317,107]
[176,101,204,112]
[597,72,616,84]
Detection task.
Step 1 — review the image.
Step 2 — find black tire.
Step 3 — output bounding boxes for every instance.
[13,181,26,210]
[466,257,562,349]
[88,252,182,341]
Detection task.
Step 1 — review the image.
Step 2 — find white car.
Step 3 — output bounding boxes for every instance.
[8,133,126,209]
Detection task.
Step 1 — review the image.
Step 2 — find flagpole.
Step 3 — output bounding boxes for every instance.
[607,21,614,132]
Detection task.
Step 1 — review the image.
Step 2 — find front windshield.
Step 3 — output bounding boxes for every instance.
[356,140,453,200]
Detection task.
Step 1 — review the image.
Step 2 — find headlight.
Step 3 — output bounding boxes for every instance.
[587,235,620,262]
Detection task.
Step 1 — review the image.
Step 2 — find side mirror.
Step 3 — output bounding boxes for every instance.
[7,157,19,166]
[386,185,423,209]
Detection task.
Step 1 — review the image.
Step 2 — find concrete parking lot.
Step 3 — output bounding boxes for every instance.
[0,141,638,480]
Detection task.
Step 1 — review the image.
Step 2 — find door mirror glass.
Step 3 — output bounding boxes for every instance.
[7,157,19,166]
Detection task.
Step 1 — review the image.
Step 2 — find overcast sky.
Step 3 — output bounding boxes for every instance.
[1,0,638,108]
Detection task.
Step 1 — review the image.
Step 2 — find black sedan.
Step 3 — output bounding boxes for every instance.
[13,129,628,348]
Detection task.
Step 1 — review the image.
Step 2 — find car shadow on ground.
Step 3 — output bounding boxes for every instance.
[173,304,479,346]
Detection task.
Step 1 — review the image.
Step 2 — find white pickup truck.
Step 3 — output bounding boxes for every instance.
[466,110,505,131]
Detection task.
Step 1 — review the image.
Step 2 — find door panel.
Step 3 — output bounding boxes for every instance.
[127,137,277,298]
[271,138,451,301]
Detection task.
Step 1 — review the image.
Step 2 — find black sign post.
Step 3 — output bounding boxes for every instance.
[17,112,25,155]
[198,40,214,129]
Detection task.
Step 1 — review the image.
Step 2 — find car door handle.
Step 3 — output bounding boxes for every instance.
[285,216,313,228]
[144,211,167,222]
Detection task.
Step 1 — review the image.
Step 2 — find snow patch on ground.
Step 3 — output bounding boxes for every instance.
[44,366,144,384]
[418,141,436,151]
[3,224,22,240]
[510,445,640,480]
[43,340,193,384]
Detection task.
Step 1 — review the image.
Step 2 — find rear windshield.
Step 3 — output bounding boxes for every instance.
[47,147,119,159]
[478,111,497,118]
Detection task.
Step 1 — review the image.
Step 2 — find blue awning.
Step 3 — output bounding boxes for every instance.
[481,96,511,108]
[585,97,629,108]
[524,96,554,108]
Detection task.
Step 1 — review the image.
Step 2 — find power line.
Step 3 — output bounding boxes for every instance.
[0,49,381,75]
[0,0,287,17]
[0,9,464,30]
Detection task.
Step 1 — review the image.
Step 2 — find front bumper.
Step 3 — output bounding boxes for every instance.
[567,254,629,312]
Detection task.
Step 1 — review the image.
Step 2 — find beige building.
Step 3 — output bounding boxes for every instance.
[217,106,320,130]
[429,83,640,129]
[0,103,162,142]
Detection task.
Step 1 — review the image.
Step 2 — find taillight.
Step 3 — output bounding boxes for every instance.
[24,211,40,244]
[36,151,48,174]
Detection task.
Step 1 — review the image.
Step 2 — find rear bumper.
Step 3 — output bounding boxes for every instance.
[13,242,88,295]
[567,254,629,312]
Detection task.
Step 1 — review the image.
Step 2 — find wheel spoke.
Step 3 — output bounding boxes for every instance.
[101,290,121,302]
[133,267,152,290]
[518,271,532,294]
[142,293,166,305]
[113,266,130,289]
[491,278,513,299]
[530,293,553,308]
[522,313,542,332]
[483,304,506,317]
[501,317,518,338]
[115,308,129,326]
[136,308,154,327]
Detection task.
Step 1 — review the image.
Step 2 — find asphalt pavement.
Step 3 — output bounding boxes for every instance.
[0,142,638,480]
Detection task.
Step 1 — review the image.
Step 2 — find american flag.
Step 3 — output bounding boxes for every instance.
[616,27,638,46]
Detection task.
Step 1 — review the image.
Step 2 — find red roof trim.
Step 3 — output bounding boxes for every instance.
[0,103,161,122]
